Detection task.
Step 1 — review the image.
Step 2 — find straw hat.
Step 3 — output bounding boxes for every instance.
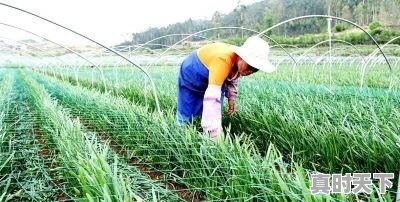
[234,35,276,73]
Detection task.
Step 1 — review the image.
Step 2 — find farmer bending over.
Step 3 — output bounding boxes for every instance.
[176,35,275,139]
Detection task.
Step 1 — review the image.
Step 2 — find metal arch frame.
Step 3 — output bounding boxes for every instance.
[272,42,362,85]
[1,3,392,112]
[379,36,400,49]
[139,34,213,72]
[143,35,214,68]
[0,22,99,69]
[135,35,212,107]
[0,42,46,71]
[114,44,157,55]
[361,35,400,88]
[91,42,188,66]
[0,36,70,78]
[313,47,353,88]
[133,34,213,69]
[140,43,189,63]
[116,42,190,55]
[136,43,188,55]
[314,47,352,64]
[129,33,210,55]
[129,35,211,107]
[379,43,400,49]
[84,42,188,87]
[0,3,162,114]
[270,44,316,65]
[0,48,36,65]
[344,54,365,67]
[142,27,299,70]
[299,39,366,63]
[270,44,300,49]
[134,29,299,108]
[262,39,366,84]
[0,53,25,68]
[124,30,297,110]
[0,22,108,92]
[365,35,400,61]
[269,44,307,60]
[0,40,44,62]
[1,37,59,75]
[257,15,392,72]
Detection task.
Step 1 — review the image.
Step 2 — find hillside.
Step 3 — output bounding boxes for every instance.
[120,0,400,47]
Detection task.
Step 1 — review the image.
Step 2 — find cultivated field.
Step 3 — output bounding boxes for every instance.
[1,47,399,201]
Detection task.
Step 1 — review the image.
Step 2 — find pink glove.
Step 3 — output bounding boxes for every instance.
[201,84,223,139]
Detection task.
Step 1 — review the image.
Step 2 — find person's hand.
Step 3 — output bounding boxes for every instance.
[206,128,223,140]
[227,99,237,116]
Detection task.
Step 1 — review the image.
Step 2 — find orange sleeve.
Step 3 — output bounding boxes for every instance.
[208,57,232,86]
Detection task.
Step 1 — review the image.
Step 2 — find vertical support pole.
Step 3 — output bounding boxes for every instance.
[91,67,95,88]
[327,17,333,87]
[75,65,80,87]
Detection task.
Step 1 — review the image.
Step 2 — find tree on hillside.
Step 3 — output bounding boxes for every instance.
[341,5,352,20]
[233,1,247,38]
[123,0,400,47]
[212,11,222,39]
